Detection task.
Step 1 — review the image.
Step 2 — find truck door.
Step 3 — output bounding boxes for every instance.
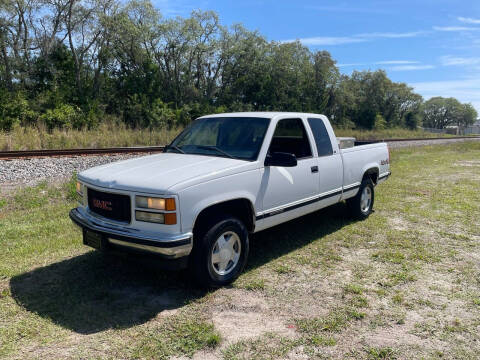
[307,117,343,208]
[259,118,319,228]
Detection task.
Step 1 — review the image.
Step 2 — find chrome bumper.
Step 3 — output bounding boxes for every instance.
[69,208,193,258]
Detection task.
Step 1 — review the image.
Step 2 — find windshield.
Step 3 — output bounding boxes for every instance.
[167,117,270,161]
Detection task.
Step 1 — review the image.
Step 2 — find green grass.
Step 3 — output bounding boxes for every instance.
[222,333,298,360]
[1,141,480,359]
[365,346,397,359]
[131,316,220,359]
[295,307,365,333]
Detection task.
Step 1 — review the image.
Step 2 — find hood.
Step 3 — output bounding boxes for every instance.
[78,153,254,194]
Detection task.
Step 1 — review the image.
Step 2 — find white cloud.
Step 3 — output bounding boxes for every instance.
[358,31,428,38]
[458,17,480,24]
[375,60,420,65]
[285,37,367,46]
[337,61,434,72]
[389,65,435,71]
[433,26,480,32]
[411,78,480,112]
[309,6,390,14]
[284,30,427,46]
[440,56,480,66]
[337,63,366,67]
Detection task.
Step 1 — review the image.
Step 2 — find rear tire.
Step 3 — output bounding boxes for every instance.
[190,216,249,287]
[347,178,374,220]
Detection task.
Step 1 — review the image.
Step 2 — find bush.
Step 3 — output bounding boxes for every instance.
[148,99,177,128]
[405,111,421,130]
[40,104,83,130]
[374,114,387,130]
[0,92,37,131]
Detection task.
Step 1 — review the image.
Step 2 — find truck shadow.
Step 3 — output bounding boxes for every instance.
[248,202,355,269]
[9,202,355,334]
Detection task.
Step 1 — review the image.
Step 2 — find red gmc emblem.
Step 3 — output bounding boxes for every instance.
[92,199,112,211]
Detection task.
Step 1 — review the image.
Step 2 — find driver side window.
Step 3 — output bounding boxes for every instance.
[268,118,312,159]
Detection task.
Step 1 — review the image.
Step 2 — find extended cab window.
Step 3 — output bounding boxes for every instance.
[268,118,312,159]
[307,118,333,157]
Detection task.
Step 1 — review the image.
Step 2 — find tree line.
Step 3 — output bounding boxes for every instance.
[0,0,477,132]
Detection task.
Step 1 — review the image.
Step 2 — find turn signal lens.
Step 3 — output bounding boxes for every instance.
[164,213,177,225]
[165,198,176,211]
[76,181,83,195]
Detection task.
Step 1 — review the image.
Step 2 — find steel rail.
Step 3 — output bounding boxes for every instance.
[354,135,480,145]
[0,146,165,159]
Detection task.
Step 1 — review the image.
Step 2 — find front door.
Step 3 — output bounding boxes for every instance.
[259,118,319,227]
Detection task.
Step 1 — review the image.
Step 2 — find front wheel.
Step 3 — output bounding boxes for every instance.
[347,178,375,219]
[191,216,249,287]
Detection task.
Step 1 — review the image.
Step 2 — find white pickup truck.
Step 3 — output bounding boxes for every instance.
[70,112,390,286]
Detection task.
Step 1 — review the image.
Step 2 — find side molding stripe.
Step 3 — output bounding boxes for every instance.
[256,187,357,221]
[378,171,391,180]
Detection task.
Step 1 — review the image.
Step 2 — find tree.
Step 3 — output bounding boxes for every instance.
[0,0,473,132]
[458,103,478,127]
[422,97,463,129]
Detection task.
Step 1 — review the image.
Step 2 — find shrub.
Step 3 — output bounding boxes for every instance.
[148,99,177,128]
[40,104,83,130]
[405,111,421,130]
[374,114,387,130]
[0,92,37,131]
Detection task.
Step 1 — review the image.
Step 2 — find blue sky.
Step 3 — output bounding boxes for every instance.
[154,0,480,112]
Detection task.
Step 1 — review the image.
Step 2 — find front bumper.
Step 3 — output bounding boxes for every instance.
[69,208,193,259]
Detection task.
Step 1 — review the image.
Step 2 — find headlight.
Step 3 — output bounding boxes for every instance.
[135,211,177,225]
[136,196,176,211]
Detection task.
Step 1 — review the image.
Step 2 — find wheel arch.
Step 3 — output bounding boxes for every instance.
[192,198,256,237]
[362,165,380,185]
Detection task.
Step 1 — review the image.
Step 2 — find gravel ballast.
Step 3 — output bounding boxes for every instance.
[1,138,480,189]
[0,154,144,189]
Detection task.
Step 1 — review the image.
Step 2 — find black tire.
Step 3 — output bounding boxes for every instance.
[190,215,249,287]
[347,178,375,220]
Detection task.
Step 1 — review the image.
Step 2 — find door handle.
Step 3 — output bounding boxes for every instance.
[311,166,319,173]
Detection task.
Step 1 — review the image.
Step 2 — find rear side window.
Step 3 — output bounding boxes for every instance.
[308,118,333,157]
[268,118,312,159]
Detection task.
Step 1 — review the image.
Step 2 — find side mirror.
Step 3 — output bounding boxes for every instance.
[264,152,297,167]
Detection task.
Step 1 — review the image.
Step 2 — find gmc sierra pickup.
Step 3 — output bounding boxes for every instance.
[70,112,390,286]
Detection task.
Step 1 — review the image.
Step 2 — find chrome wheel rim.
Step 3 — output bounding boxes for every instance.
[211,231,241,276]
[360,186,372,213]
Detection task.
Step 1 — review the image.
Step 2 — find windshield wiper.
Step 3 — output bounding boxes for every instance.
[164,144,185,154]
[194,145,238,159]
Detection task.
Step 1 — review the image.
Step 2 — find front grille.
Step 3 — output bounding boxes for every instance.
[87,188,131,223]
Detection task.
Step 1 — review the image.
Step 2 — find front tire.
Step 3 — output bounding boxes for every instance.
[191,216,249,287]
[347,178,375,220]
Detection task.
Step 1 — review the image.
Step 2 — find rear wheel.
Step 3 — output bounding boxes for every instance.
[191,216,249,287]
[347,178,374,219]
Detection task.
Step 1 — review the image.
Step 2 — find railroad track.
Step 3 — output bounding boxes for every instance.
[354,135,480,145]
[1,136,479,159]
[0,146,165,160]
